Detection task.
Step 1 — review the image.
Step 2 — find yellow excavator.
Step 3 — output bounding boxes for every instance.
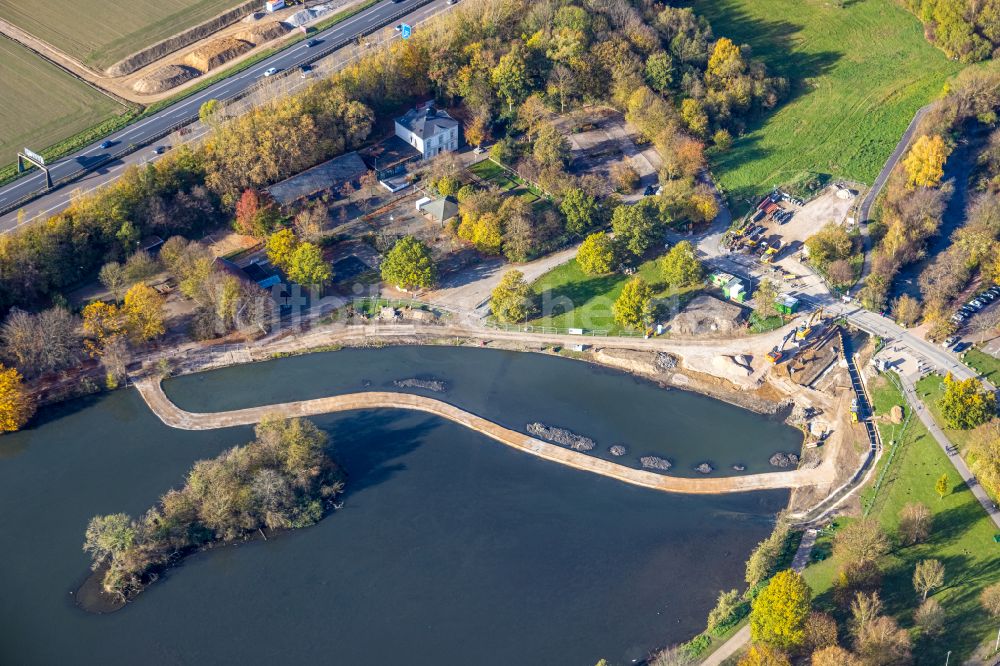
[795,307,824,342]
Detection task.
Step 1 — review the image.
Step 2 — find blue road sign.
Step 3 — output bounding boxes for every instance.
[401,23,412,39]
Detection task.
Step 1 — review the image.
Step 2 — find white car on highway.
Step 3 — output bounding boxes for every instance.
[263,67,278,77]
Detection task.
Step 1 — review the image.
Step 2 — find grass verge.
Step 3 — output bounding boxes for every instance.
[802,372,1000,663]
[685,0,963,215]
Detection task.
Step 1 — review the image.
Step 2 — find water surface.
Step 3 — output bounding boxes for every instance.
[0,347,790,665]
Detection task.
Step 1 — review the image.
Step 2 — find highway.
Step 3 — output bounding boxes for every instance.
[0,0,445,232]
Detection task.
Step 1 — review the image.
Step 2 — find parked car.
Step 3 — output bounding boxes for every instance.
[942,335,959,348]
[99,140,114,149]
[981,291,996,301]
[263,67,278,77]
[971,299,985,309]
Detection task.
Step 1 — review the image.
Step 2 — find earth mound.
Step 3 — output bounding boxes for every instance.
[132,64,201,93]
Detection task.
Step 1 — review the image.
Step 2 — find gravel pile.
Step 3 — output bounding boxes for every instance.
[609,445,628,456]
[527,423,596,451]
[393,378,447,393]
[695,463,714,474]
[640,456,672,471]
[769,452,800,468]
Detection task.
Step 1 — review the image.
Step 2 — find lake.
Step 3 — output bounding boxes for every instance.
[0,346,792,665]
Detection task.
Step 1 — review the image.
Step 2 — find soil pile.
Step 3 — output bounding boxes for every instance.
[133,64,201,93]
[184,38,254,73]
[235,21,289,44]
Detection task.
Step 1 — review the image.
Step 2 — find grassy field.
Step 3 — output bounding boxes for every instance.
[528,255,699,333]
[0,0,245,70]
[0,37,125,167]
[914,373,998,455]
[964,347,1000,385]
[802,373,1000,663]
[685,0,963,214]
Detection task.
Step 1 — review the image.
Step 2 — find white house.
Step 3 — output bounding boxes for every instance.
[394,102,460,159]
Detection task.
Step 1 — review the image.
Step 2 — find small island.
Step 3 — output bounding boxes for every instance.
[80,417,343,609]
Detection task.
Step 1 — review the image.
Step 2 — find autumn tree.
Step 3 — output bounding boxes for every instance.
[811,646,861,666]
[82,301,125,357]
[577,232,616,275]
[1,307,81,379]
[292,202,329,241]
[613,277,654,330]
[266,228,300,269]
[738,644,790,666]
[611,203,659,257]
[970,425,1000,497]
[833,517,890,566]
[491,48,529,112]
[982,583,1000,636]
[681,98,709,138]
[661,241,703,288]
[533,122,571,168]
[827,259,853,287]
[381,236,437,291]
[610,162,640,193]
[891,295,922,328]
[749,569,811,651]
[234,189,282,237]
[286,242,331,286]
[912,559,944,601]
[123,283,166,342]
[99,262,129,303]
[939,373,996,429]
[561,188,600,236]
[490,270,536,323]
[802,612,838,653]
[854,615,911,664]
[935,473,950,500]
[898,502,931,546]
[0,364,35,433]
[914,598,945,636]
[903,134,948,189]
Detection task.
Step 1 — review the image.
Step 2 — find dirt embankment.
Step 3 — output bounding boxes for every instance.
[133,64,201,94]
[184,37,254,73]
[106,0,260,76]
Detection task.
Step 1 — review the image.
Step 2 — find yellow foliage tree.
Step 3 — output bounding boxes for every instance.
[123,283,166,342]
[266,228,300,270]
[750,569,812,651]
[903,134,948,188]
[82,301,124,357]
[739,644,791,666]
[0,364,35,433]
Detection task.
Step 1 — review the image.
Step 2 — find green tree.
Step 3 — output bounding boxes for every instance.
[286,242,331,286]
[534,122,571,168]
[492,49,529,112]
[199,99,220,126]
[935,473,950,500]
[83,513,137,570]
[661,240,703,288]
[490,270,536,323]
[577,232,615,275]
[681,98,710,138]
[645,52,674,93]
[611,203,659,257]
[805,223,853,268]
[706,589,742,633]
[749,569,812,651]
[753,278,782,319]
[560,188,599,235]
[99,261,129,303]
[939,373,996,429]
[613,277,653,330]
[381,236,437,290]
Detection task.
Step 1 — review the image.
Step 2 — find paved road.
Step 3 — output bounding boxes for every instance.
[855,104,931,281]
[0,0,443,230]
[898,372,1000,529]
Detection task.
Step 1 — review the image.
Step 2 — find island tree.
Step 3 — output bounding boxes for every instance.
[381,236,437,291]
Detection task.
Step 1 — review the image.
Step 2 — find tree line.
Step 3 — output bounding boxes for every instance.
[83,417,343,602]
[900,0,1000,63]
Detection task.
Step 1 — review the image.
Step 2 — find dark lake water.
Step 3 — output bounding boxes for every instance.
[0,347,790,665]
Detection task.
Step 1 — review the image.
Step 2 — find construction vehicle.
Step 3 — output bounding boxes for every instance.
[761,246,779,264]
[795,307,823,341]
[766,328,798,363]
[850,397,859,423]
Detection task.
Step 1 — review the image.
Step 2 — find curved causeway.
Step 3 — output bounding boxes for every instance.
[136,377,820,495]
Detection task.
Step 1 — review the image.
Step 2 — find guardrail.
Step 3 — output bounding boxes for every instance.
[0,0,438,220]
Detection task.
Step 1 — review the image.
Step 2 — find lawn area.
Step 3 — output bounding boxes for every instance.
[0,38,125,166]
[528,255,699,333]
[802,373,1000,663]
[468,158,520,191]
[964,347,1000,385]
[914,373,997,454]
[0,0,246,70]
[684,0,963,214]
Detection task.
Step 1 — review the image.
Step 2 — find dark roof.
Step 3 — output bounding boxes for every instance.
[214,257,249,281]
[420,197,458,223]
[267,151,369,206]
[359,135,421,170]
[395,104,458,140]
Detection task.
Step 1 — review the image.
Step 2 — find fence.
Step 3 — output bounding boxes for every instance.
[482,320,647,338]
